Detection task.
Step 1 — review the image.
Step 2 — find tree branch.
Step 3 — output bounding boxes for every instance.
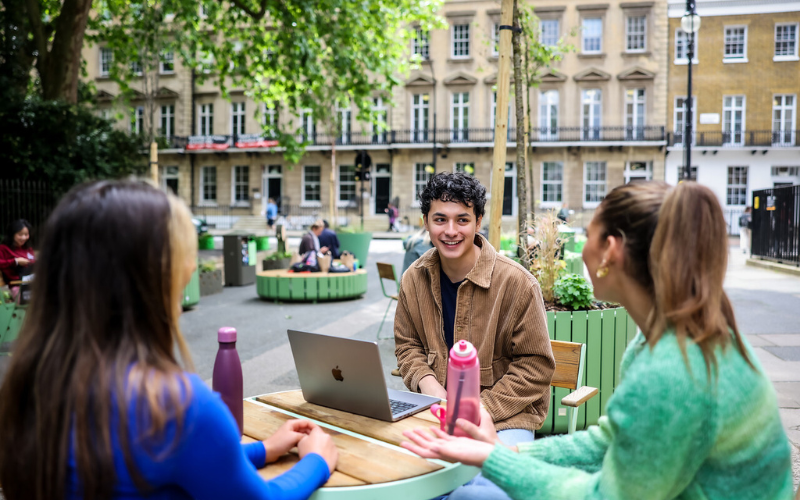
[227,0,270,20]
[24,0,49,66]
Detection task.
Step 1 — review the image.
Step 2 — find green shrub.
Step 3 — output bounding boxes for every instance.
[198,259,217,274]
[554,273,594,311]
[264,251,293,261]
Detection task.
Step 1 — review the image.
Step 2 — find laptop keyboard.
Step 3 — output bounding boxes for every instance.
[389,399,417,415]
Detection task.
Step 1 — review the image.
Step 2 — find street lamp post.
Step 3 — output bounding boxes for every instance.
[681,3,701,180]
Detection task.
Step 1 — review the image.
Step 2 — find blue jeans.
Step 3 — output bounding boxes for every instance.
[432,429,535,500]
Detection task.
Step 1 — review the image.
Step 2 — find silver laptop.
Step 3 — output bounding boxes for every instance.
[287,330,440,421]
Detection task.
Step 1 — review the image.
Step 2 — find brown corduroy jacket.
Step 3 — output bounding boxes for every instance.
[395,234,555,431]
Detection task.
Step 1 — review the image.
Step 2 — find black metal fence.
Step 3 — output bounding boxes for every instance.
[0,179,58,246]
[751,185,800,266]
[668,130,799,148]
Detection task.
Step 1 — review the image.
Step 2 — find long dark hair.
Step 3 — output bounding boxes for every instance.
[0,181,197,500]
[3,219,33,249]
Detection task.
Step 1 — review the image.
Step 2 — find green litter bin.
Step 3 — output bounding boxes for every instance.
[199,234,215,250]
[255,236,270,251]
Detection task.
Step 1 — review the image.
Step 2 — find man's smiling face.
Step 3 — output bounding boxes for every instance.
[424,199,482,262]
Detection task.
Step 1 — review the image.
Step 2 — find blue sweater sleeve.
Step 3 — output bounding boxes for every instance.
[162,376,330,500]
[243,442,267,469]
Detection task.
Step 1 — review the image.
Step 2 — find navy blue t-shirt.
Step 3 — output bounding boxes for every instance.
[440,267,464,351]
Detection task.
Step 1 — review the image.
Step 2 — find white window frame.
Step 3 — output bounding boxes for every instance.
[541,19,560,47]
[501,162,518,217]
[773,94,796,146]
[624,161,652,183]
[539,90,559,140]
[160,51,175,74]
[413,28,430,59]
[491,23,500,56]
[674,95,697,146]
[302,165,322,206]
[726,166,748,206]
[130,60,143,76]
[581,89,602,140]
[723,25,748,63]
[200,166,218,206]
[774,23,799,61]
[338,106,351,144]
[411,94,430,142]
[337,165,357,206]
[540,162,563,207]
[674,29,699,65]
[451,23,470,58]
[198,103,213,136]
[723,95,746,146]
[625,88,646,139]
[298,109,315,141]
[131,106,144,134]
[160,104,175,140]
[372,97,388,143]
[262,102,277,137]
[231,102,245,136]
[413,163,432,206]
[454,163,475,176]
[162,165,179,193]
[231,165,250,207]
[583,161,607,208]
[625,15,647,53]
[451,92,470,141]
[490,91,512,134]
[100,48,113,77]
[582,18,603,54]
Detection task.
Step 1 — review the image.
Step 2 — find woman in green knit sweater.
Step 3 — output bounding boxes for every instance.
[402,181,793,500]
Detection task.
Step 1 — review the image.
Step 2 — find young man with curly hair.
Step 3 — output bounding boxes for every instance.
[395,172,555,453]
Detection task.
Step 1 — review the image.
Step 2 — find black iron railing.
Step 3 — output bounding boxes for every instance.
[751,185,800,266]
[668,130,799,148]
[0,179,57,247]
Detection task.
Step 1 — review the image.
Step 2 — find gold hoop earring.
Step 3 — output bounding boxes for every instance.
[596,266,609,278]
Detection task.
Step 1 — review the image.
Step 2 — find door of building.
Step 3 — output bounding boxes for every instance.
[263,165,283,214]
[163,166,179,195]
[503,162,515,216]
[373,163,391,215]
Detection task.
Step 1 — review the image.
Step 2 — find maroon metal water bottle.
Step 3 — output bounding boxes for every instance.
[212,327,243,436]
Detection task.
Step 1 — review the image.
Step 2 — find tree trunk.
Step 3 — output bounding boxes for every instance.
[524,32,535,219]
[512,0,529,269]
[34,0,93,103]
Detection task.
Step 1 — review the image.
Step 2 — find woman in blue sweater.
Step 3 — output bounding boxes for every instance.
[0,181,337,500]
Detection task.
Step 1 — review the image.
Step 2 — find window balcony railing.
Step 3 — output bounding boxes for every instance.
[668,130,799,148]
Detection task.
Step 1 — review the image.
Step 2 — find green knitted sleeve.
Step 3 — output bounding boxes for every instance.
[482,340,715,499]
[515,416,614,473]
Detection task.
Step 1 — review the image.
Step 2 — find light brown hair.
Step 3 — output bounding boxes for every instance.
[0,181,197,500]
[596,181,752,372]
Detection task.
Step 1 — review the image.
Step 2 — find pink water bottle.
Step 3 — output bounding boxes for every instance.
[430,340,481,437]
[212,327,243,436]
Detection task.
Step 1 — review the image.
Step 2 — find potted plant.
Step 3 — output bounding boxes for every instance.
[337,224,372,268]
[262,250,293,271]
[198,259,223,296]
[525,210,635,435]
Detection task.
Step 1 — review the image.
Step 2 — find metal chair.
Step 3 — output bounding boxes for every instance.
[376,262,399,340]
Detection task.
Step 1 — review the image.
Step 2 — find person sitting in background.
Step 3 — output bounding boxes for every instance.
[0,181,338,500]
[0,219,35,298]
[266,198,278,229]
[298,219,329,256]
[402,181,792,500]
[401,224,433,277]
[318,220,341,259]
[739,206,752,255]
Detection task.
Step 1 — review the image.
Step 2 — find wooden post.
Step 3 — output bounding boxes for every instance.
[149,141,158,184]
[488,0,514,250]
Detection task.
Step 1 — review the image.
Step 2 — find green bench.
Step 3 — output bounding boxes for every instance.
[0,301,26,356]
[256,269,368,303]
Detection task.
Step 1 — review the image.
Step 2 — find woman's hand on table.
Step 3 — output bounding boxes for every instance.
[298,426,338,474]
[401,426,495,467]
[418,375,448,400]
[262,419,316,463]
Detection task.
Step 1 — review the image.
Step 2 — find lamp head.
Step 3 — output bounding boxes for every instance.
[681,13,701,33]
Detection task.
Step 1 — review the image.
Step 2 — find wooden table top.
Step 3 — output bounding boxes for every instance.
[243,394,447,488]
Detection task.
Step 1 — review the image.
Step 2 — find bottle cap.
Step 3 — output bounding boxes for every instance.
[453,340,473,358]
[218,327,237,343]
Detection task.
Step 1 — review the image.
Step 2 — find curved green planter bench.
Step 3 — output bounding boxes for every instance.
[256,270,368,302]
[0,302,26,355]
[337,232,373,268]
[182,266,200,309]
[538,307,637,435]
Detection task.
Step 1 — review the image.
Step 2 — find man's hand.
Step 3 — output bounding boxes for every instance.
[418,375,447,399]
[320,246,329,254]
[262,419,316,463]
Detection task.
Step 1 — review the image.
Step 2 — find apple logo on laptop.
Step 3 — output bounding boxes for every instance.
[332,366,344,382]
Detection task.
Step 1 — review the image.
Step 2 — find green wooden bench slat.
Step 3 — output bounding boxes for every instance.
[541,312,556,435]
[289,277,305,301]
[585,310,603,427]
[358,272,368,294]
[570,311,588,430]
[553,311,573,434]
[278,278,291,300]
[318,276,330,300]
[614,309,629,390]
[305,277,318,301]
[600,311,616,416]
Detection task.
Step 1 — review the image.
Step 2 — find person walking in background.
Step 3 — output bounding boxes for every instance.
[0,219,35,299]
[318,220,341,259]
[402,181,792,500]
[0,181,338,500]
[739,206,752,254]
[266,197,278,230]
[385,203,398,232]
[557,203,569,223]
